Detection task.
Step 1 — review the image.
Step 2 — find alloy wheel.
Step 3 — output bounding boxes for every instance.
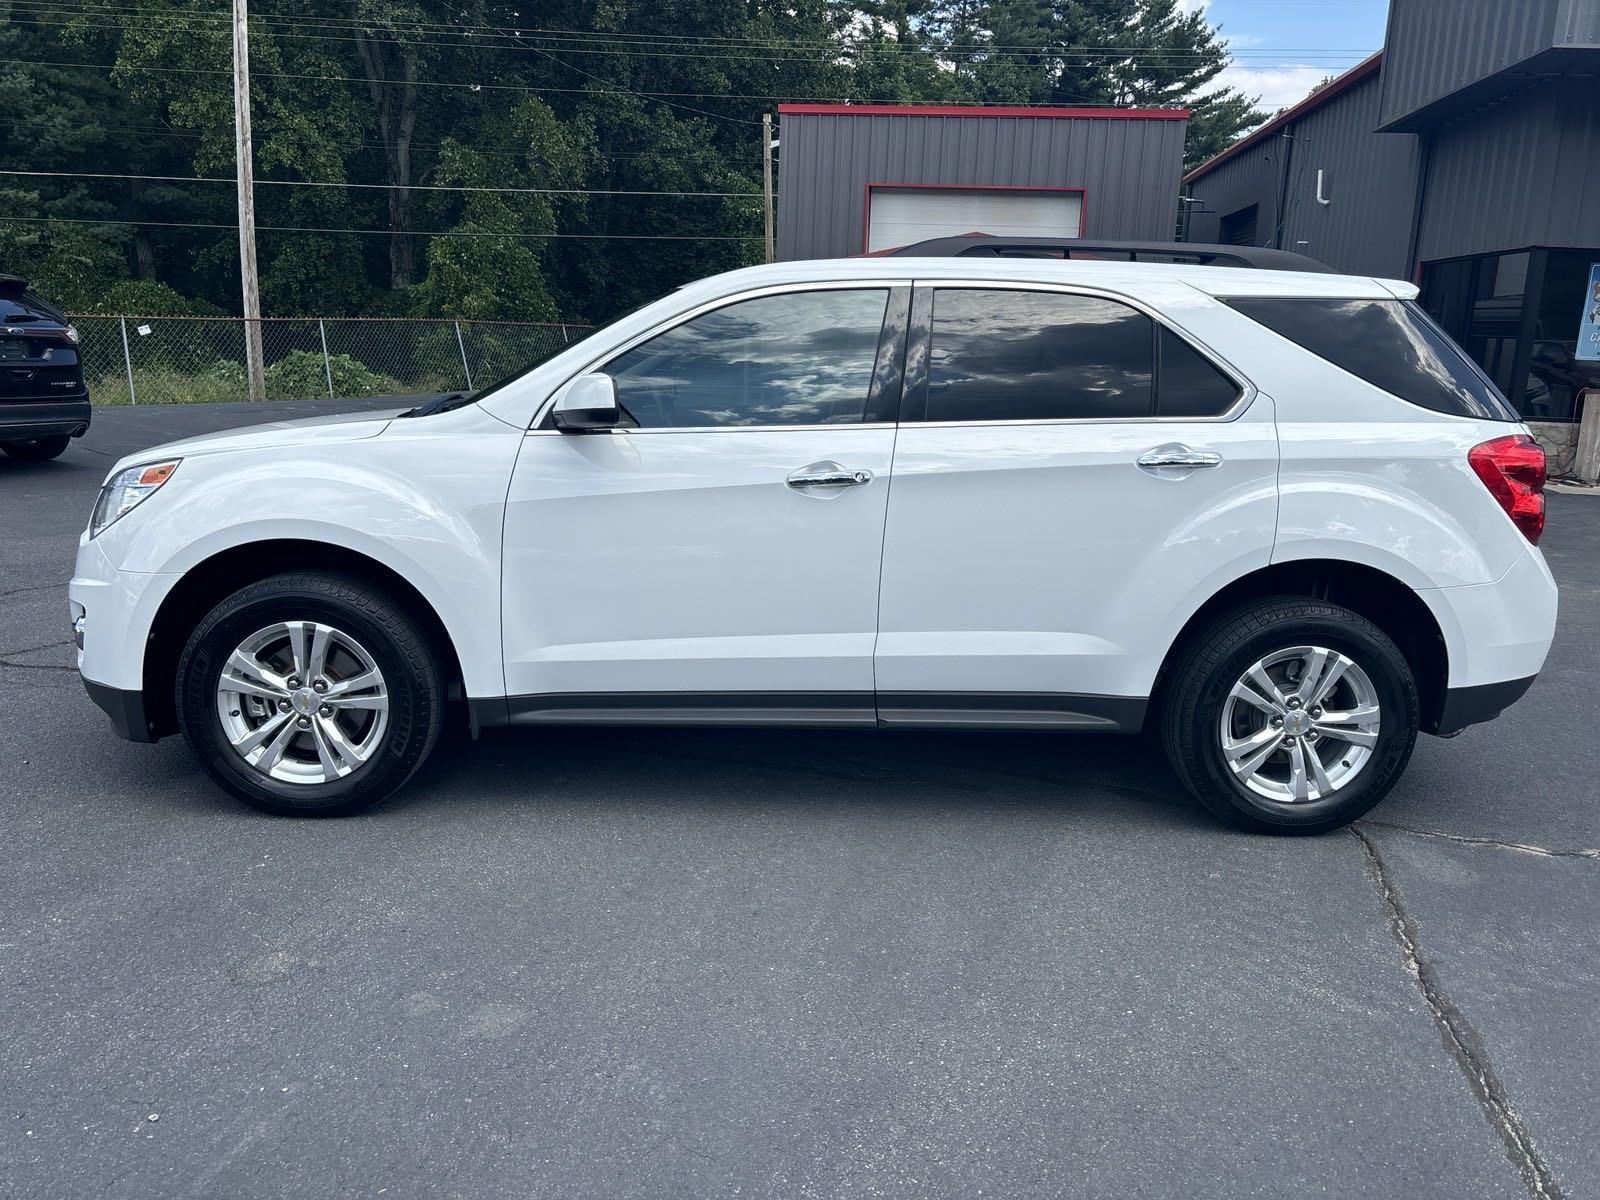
[214,620,390,785]
[1219,645,1382,804]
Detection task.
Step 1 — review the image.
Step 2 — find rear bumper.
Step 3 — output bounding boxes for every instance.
[0,397,91,441]
[1432,675,1537,737]
[83,678,158,743]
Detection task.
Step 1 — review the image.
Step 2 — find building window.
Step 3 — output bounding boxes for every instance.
[1529,252,1600,424]
[1420,249,1600,423]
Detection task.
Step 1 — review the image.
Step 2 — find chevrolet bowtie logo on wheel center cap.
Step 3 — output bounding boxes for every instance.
[290,689,319,716]
[1283,709,1314,737]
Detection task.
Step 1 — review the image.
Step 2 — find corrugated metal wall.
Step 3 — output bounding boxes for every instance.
[1379,0,1561,128]
[1182,139,1276,247]
[775,111,1188,260]
[1275,74,1420,278]
[1418,77,1600,261]
[1556,0,1600,44]
[1186,74,1419,278]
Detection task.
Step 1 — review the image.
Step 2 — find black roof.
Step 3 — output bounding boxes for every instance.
[878,235,1334,273]
[0,274,30,291]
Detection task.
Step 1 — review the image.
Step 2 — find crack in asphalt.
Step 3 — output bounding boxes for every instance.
[1352,827,1564,1200]
[1362,820,1600,861]
[0,581,67,599]
[0,638,76,671]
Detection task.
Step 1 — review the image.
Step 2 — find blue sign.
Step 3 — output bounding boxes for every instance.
[1579,262,1600,362]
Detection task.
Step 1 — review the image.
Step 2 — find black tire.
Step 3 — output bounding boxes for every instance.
[2,434,71,462]
[176,572,444,817]
[1160,597,1419,835]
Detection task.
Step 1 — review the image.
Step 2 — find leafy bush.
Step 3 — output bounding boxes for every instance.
[90,280,225,317]
[264,350,402,400]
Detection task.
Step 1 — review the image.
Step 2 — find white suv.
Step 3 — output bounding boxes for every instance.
[70,258,1557,832]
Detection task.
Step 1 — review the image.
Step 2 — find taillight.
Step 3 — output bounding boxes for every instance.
[1468,435,1546,544]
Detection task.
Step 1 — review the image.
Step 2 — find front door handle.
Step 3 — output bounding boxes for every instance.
[787,461,873,490]
[1137,444,1222,471]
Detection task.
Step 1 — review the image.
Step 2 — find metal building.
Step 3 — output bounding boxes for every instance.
[774,103,1190,261]
[1184,0,1600,465]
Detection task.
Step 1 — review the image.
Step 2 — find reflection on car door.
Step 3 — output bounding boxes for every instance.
[874,284,1279,728]
[498,285,909,725]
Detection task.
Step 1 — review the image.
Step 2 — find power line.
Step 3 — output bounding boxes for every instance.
[0,56,1274,106]
[0,56,771,117]
[0,168,759,198]
[0,214,763,240]
[60,120,762,164]
[8,11,1314,65]
[9,0,1366,60]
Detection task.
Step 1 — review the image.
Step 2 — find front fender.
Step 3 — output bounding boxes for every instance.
[95,406,522,699]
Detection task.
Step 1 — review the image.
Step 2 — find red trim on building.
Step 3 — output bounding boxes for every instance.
[1183,51,1384,185]
[860,182,1089,254]
[778,102,1189,120]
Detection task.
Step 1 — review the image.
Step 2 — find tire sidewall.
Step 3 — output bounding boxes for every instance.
[2,435,71,461]
[1190,611,1418,832]
[178,581,431,814]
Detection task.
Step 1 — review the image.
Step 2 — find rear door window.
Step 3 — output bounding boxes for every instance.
[919,288,1154,421]
[1225,297,1515,420]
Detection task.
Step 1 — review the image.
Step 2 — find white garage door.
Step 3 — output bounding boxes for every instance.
[866,187,1083,252]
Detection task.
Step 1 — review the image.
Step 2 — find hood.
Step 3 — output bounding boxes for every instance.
[110,408,406,472]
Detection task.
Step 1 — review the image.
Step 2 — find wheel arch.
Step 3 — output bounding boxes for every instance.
[142,539,468,740]
[1153,559,1451,734]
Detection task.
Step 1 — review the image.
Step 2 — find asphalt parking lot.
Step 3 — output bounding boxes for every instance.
[3,401,1597,1199]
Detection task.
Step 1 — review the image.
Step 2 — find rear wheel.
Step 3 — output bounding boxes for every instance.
[2,434,71,462]
[176,573,444,816]
[1161,597,1419,834]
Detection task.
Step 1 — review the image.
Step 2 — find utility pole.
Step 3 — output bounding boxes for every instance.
[232,0,265,401]
[762,112,775,264]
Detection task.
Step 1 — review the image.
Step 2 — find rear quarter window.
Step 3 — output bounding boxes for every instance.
[1224,297,1516,421]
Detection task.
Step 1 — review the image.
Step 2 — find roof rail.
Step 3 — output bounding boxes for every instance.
[877,235,1334,273]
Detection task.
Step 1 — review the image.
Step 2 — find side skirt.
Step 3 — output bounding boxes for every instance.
[471,692,1147,733]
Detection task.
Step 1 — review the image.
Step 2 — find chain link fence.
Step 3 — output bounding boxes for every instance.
[70,315,593,406]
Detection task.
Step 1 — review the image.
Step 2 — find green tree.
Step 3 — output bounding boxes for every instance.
[915,0,1265,166]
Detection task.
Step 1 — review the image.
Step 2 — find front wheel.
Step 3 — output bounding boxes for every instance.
[176,573,444,817]
[2,434,71,461]
[1160,597,1419,834]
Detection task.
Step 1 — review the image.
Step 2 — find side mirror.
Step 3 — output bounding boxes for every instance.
[552,373,621,432]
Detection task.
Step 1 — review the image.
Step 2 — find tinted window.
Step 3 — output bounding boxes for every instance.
[1158,327,1240,417]
[605,289,889,428]
[923,289,1153,421]
[1226,297,1515,420]
[0,289,66,324]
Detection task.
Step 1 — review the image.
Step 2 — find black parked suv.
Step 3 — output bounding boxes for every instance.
[0,275,89,462]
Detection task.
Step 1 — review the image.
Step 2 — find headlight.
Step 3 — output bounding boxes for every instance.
[64,323,80,344]
[90,459,181,538]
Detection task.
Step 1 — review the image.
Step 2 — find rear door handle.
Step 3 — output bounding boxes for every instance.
[787,461,873,490]
[1137,444,1222,470]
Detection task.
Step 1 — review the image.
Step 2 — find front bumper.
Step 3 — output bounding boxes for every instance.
[71,535,180,742]
[0,397,91,441]
[83,678,158,743]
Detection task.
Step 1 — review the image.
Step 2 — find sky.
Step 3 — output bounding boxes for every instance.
[1184,0,1391,111]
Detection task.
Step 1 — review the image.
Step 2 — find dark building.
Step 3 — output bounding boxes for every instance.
[775,103,1189,261]
[1184,0,1600,469]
